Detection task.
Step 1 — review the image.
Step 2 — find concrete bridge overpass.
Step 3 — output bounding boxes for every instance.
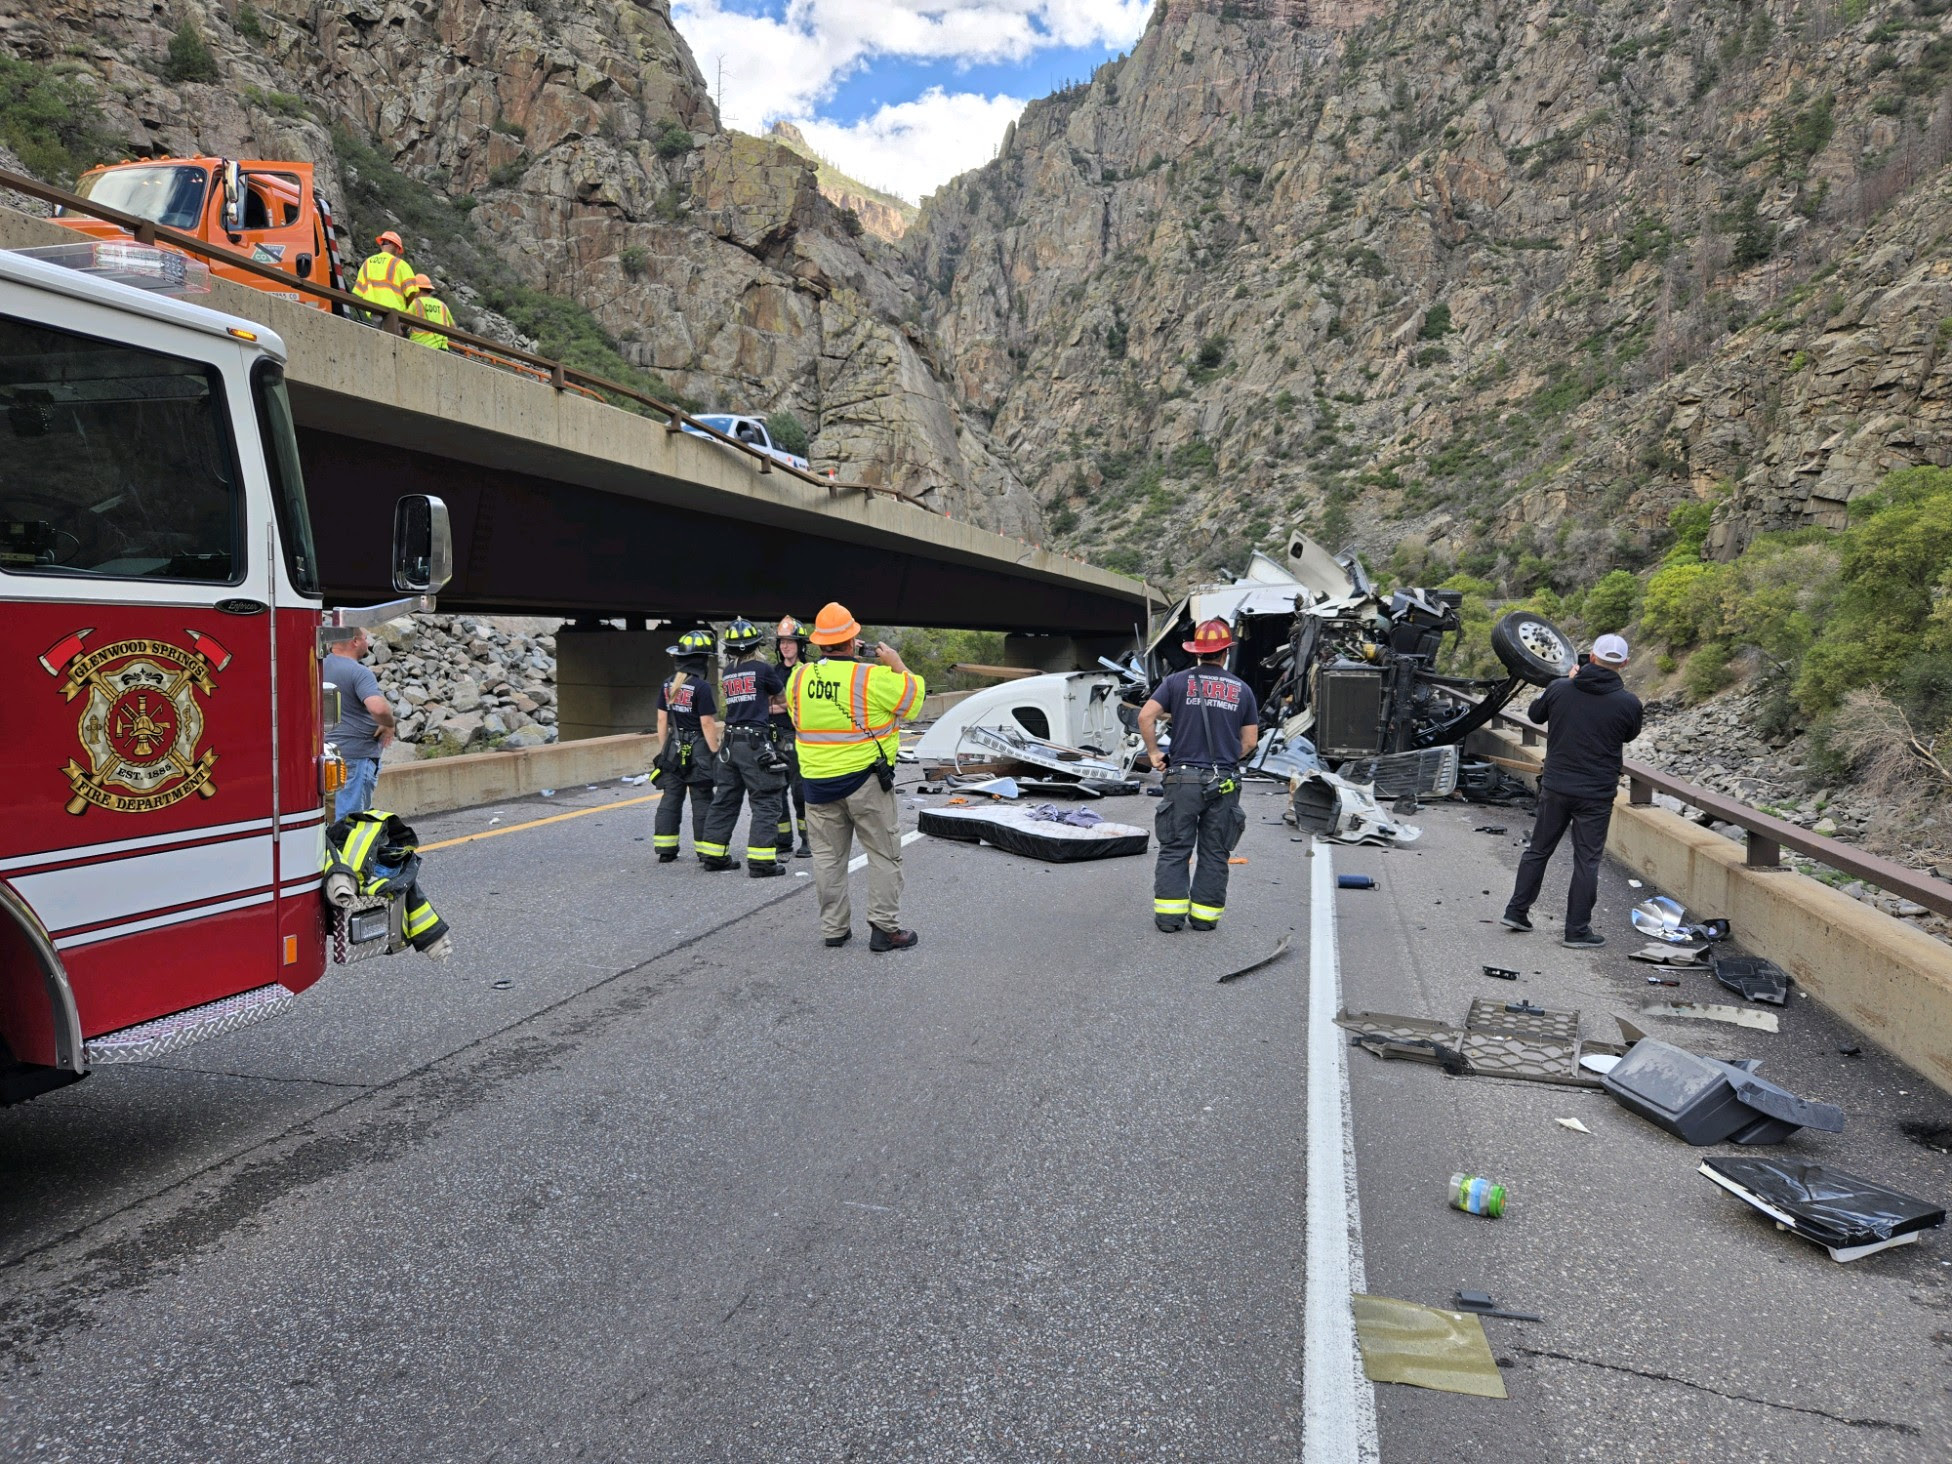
[0,205,1147,636]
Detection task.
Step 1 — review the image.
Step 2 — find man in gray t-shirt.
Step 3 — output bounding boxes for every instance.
[324,628,396,819]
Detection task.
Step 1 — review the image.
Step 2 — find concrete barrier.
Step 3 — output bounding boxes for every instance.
[376,734,655,820]
[1473,728,1952,1094]
[917,687,978,720]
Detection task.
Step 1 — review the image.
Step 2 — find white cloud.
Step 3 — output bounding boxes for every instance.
[672,1,1151,132]
[791,89,1029,202]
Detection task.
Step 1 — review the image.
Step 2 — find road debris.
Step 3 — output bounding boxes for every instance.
[1482,964,1520,980]
[1556,1117,1593,1134]
[1453,1291,1543,1322]
[917,803,1149,862]
[1578,1052,1621,1075]
[1338,874,1376,889]
[1474,825,1508,835]
[1353,1295,1508,1400]
[1341,1000,1626,1088]
[1699,1157,1946,1262]
[1712,954,1792,1006]
[1630,942,1710,968]
[620,773,650,786]
[1641,1001,1781,1033]
[1631,895,1731,945]
[1286,769,1422,846]
[1217,934,1293,985]
[1449,1172,1509,1216]
[1601,1038,1844,1145]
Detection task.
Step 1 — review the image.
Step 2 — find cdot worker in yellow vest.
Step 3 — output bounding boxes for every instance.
[352,230,414,320]
[786,602,925,952]
[405,274,455,350]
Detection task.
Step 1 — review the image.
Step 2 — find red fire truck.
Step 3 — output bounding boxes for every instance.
[0,242,451,1106]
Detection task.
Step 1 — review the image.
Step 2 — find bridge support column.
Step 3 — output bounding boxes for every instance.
[1003,633,1135,673]
[555,625,678,741]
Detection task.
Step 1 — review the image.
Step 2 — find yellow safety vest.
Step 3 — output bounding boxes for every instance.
[787,657,924,780]
[353,250,413,312]
[409,294,454,349]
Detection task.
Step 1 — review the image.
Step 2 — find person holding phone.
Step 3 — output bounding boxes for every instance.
[785,604,926,951]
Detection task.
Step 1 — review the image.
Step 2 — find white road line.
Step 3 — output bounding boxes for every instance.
[1303,840,1381,1463]
[847,828,924,874]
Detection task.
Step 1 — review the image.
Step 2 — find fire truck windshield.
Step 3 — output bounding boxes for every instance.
[0,314,241,583]
[75,164,210,232]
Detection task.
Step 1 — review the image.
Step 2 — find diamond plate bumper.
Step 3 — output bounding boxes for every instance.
[82,983,295,1066]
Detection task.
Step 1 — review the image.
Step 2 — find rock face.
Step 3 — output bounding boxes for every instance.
[4,0,1036,534]
[766,123,916,242]
[909,0,1952,581]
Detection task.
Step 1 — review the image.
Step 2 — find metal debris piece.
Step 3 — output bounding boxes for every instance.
[1482,964,1520,980]
[1556,1116,1593,1134]
[1474,825,1508,835]
[1217,934,1292,985]
[1452,1291,1543,1323]
[1713,954,1791,1006]
[1630,942,1709,966]
[1700,1157,1946,1262]
[1631,895,1692,943]
[1641,1001,1781,1033]
[1352,1294,1509,1399]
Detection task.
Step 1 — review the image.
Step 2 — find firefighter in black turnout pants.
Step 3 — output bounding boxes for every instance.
[771,616,815,860]
[701,619,789,878]
[1138,618,1261,932]
[652,628,723,864]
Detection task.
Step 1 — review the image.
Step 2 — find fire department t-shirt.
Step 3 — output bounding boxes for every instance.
[720,657,785,727]
[1148,665,1258,768]
[657,672,710,733]
[324,653,384,761]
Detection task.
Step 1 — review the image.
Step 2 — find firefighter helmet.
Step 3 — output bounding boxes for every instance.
[809,602,861,646]
[1182,618,1235,656]
[667,628,716,659]
[723,618,763,651]
[776,615,807,645]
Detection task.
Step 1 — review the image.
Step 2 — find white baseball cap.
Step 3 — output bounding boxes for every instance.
[1592,633,1630,666]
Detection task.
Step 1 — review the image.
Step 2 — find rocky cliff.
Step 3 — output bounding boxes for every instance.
[765,122,916,242]
[909,0,1952,583]
[0,0,1037,533]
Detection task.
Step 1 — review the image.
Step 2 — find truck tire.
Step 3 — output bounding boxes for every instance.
[1491,610,1577,686]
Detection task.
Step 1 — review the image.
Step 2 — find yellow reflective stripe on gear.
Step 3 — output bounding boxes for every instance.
[404,900,437,937]
[1154,898,1191,914]
[891,673,919,716]
[746,846,778,861]
[696,841,729,857]
[851,663,870,731]
[1190,902,1225,922]
[652,834,680,848]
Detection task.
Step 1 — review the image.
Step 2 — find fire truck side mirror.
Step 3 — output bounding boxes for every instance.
[392,494,452,594]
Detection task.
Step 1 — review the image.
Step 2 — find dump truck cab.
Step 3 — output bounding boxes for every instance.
[56,158,348,310]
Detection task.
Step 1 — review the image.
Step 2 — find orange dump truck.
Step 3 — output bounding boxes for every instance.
[54,157,352,312]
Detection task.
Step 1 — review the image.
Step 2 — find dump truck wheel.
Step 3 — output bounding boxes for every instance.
[1491,610,1577,686]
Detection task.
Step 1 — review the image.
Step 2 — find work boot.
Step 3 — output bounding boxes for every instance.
[1562,929,1606,949]
[1189,918,1218,932]
[869,925,919,952]
[699,855,741,872]
[823,930,852,948]
[796,838,814,859]
[748,863,785,879]
[656,852,678,864]
[1500,911,1533,932]
[1154,916,1185,933]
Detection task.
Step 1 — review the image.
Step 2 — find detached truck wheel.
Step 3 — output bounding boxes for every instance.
[1492,610,1578,686]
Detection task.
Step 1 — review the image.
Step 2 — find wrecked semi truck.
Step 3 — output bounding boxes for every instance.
[914,532,1575,798]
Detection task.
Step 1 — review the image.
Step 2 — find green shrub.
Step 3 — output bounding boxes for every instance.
[491,116,527,139]
[1683,641,1736,701]
[163,22,220,84]
[654,121,695,158]
[619,244,650,278]
[1583,569,1640,633]
[765,411,810,458]
[1642,560,1725,646]
[1419,302,1452,339]
[1195,334,1228,369]
[235,3,268,42]
[0,55,122,186]
[1663,496,1717,562]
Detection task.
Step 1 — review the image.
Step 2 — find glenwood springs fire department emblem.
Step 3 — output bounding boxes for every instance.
[39,628,230,815]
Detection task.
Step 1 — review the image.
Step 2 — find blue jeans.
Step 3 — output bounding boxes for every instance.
[335,757,380,821]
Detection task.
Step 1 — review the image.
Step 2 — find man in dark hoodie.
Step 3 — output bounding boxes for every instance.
[1502,633,1643,948]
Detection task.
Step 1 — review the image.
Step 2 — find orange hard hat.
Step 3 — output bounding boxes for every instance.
[376,230,404,250]
[1182,617,1234,655]
[809,602,861,646]
[408,273,433,292]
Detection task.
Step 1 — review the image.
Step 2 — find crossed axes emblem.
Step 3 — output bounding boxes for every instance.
[40,628,232,815]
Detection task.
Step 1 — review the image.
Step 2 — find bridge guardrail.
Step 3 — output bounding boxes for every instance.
[1478,694,1952,921]
[0,166,930,512]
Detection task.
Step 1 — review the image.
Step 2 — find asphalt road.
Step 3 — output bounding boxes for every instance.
[3,771,1949,1461]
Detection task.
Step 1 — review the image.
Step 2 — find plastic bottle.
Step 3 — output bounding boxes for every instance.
[1449,1172,1508,1218]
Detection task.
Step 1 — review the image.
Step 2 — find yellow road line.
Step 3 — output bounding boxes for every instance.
[420,793,659,852]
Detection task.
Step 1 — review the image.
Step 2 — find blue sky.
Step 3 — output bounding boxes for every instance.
[671,1,1152,203]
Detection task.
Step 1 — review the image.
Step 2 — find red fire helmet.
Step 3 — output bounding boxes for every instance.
[1182,618,1234,655]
